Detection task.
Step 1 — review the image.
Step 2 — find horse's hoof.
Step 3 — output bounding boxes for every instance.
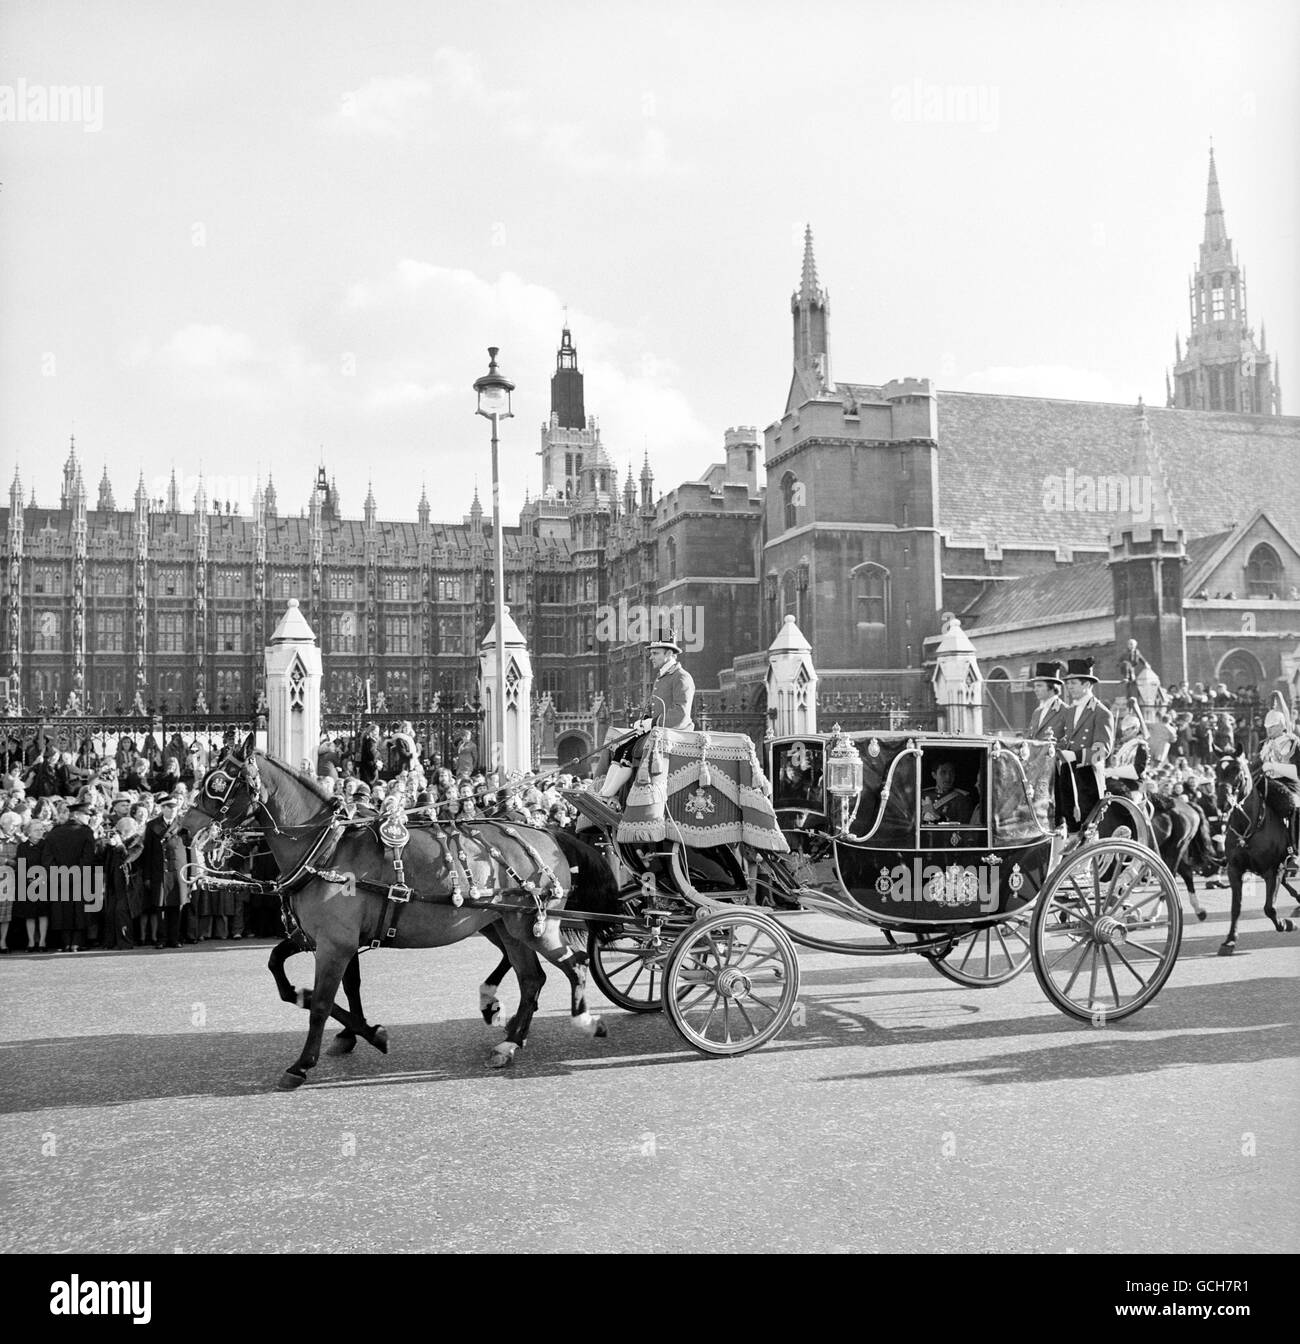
[370,1025,389,1054]
[480,1003,501,1028]
[1217,943,1235,957]
[1281,919,1296,933]
[327,1032,357,1056]
[488,1043,518,1069]
[276,1069,307,1090]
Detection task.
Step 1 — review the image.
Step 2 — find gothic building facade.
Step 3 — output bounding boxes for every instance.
[6,150,1297,719]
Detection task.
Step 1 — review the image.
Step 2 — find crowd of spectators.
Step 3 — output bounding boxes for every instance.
[0,720,599,954]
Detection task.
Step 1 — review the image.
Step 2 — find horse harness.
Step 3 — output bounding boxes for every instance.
[194,755,566,952]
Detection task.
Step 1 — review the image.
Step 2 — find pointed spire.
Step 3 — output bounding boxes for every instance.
[1115,399,1180,538]
[97,465,115,511]
[193,470,207,514]
[364,479,377,526]
[469,480,482,520]
[1174,332,1182,363]
[166,465,179,513]
[263,473,277,517]
[798,224,820,304]
[9,464,22,509]
[28,485,36,509]
[417,481,430,526]
[1204,144,1226,247]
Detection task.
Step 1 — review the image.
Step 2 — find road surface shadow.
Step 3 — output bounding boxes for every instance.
[814,974,1299,1087]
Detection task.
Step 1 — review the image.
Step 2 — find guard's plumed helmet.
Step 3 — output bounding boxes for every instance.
[1264,709,1288,735]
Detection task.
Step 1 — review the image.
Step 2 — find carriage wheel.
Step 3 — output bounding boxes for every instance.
[928,911,1032,988]
[662,911,801,1057]
[1030,839,1181,1023]
[587,924,676,1014]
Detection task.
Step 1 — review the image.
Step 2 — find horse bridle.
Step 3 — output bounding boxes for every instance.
[1222,755,1262,844]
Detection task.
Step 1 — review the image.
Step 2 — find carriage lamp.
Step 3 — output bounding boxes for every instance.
[825,724,863,834]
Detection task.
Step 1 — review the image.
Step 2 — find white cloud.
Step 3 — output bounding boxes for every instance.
[160,323,258,369]
[324,53,678,175]
[333,75,433,138]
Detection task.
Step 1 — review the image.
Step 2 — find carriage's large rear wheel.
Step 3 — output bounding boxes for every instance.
[928,910,1033,987]
[663,911,801,1056]
[1030,839,1181,1022]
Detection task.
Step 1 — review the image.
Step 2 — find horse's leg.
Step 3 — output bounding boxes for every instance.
[268,938,371,1039]
[328,952,390,1055]
[487,927,545,1069]
[278,940,350,1090]
[1219,858,1246,955]
[1180,865,1207,921]
[529,918,606,1040]
[478,924,512,1027]
[1259,867,1296,935]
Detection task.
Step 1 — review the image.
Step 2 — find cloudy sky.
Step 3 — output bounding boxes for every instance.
[2,0,1297,521]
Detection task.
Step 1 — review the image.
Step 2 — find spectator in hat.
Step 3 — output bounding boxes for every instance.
[0,810,19,951]
[101,816,145,949]
[141,796,189,948]
[42,795,98,952]
[16,816,51,951]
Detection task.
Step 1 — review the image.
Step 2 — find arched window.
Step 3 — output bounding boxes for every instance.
[1246,543,1281,598]
[781,570,797,618]
[851,562,888,667]
[666,536,677,581]
[852,563,888,627]
[781,472,799,532]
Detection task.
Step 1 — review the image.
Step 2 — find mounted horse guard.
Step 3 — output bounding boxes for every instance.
[1213,694,1300,955]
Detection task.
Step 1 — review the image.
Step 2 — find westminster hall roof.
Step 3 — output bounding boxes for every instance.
[932,393,1300,552]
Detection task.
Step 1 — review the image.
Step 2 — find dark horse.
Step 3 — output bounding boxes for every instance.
[182,738,615,1087]
[1089,792,1208,921]
[1215,754,1300,955]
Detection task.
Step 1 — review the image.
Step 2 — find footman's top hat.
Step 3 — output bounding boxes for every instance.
[1063,656,1099,683]
[1032,660,1066,687]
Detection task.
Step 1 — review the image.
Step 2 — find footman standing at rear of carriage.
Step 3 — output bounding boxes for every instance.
[1055,657,1114,832]
[1026,660,1069,741]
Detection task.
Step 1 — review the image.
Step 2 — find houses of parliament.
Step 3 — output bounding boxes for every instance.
[5,149,1298,720]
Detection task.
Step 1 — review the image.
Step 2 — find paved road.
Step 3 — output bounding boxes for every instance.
[2,880,1297,1254]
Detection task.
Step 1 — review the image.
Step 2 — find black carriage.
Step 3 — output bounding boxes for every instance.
[571,724,1183,1056]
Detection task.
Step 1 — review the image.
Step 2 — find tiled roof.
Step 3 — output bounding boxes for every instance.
[935,393,1300,550]
[964,557,1114,628]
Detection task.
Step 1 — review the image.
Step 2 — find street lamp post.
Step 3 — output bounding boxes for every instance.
[474,346,515,774]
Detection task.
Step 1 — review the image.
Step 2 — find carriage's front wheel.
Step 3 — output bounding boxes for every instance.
[1031,839,1181,1023]
[663,911,801,1056]
[928,910,1033,987]
[587,924,672,1013]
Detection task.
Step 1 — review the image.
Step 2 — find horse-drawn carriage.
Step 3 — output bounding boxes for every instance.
[570,724,1184,1056]
[184,723,1183,1083]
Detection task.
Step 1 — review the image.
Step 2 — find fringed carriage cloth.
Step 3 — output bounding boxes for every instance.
[616,728,789,853]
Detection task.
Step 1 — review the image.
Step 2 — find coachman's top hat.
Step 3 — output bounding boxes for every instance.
[1032,660,1066,688]
[648,625,681,655]
[1063,656,1099,684]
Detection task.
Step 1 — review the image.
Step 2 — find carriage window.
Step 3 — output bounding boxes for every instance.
[992,743,1054,842]
[918,748,987,847]
[772,740,824,811]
